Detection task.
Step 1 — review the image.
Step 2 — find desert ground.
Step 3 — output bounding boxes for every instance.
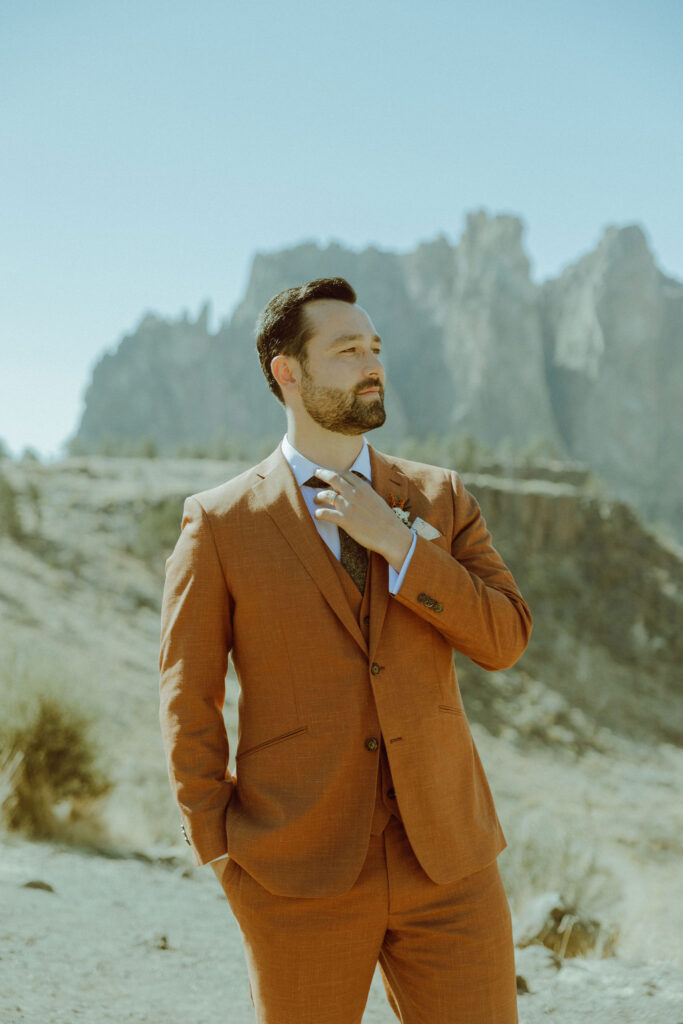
[1,813,682,1024]
[1,453,682,1022]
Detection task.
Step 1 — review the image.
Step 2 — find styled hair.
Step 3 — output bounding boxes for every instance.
[255,277,357,403]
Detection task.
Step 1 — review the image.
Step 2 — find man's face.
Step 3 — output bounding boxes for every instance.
[295,299,387,435]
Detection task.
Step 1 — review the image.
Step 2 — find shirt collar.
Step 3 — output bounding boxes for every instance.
[281,433,372,486]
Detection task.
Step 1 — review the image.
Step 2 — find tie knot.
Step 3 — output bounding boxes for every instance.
[303,470,368,489]
[302,475,329,489]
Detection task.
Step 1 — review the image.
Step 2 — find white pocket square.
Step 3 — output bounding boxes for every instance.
[411,516,442,541]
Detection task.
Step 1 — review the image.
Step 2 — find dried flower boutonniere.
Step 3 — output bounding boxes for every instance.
[387,492,413,526]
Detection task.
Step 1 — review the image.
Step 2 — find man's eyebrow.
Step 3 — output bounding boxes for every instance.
[330,333,383,346]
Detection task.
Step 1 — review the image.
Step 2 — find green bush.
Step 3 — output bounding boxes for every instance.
[0,470,23,539]
[66,434,160,457]
[394,432,495,472]
[20,446,41,463]
[128,495,185,569]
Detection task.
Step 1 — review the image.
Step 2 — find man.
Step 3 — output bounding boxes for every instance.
[159,277,532,1023]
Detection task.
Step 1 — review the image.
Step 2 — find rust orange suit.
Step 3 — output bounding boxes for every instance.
[159,440,532,1022]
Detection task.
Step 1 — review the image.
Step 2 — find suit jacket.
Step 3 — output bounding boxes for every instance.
[158,441,532,898]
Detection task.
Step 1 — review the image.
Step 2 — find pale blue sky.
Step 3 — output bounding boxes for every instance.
[1,0,681,457]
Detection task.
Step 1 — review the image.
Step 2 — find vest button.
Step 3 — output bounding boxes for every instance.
[365,737,379,751]
[370,662,381,675]
[387,787,396,799]
[363,615,370,625]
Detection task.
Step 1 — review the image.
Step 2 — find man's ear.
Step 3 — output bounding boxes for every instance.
[271,354,300,397]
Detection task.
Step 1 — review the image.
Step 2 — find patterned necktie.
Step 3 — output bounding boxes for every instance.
[303,471,369,593]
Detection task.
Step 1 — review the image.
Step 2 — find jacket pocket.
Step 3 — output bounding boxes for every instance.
[236,725,308,761]
[438,704,465,716]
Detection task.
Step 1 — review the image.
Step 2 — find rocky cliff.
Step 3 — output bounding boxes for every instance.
[540,224,683,530]
[71,210,683,536]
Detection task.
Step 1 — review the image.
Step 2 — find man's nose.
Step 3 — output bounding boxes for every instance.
[364,353,383,377]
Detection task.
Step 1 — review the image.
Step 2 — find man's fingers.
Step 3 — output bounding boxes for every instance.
[315,468,356,495]
[314,489,349,508]
[314,505,344,523]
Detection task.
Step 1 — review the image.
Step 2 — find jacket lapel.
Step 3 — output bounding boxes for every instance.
[367,444,410,662]
[253,442,412,661]
[253,444,369,656]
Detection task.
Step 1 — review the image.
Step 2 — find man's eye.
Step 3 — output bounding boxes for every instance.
[340,347,382,355]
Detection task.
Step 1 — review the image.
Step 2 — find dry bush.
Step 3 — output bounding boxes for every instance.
[499,805,621,956]
[0,644,112,843]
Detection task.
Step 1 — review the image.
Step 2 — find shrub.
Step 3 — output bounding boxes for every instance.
[499,804,621,958]
[394,432,495,472]
[20,446,41,463]
[0,649,112,842]
[128,495,185,570]
[0,470,23,539]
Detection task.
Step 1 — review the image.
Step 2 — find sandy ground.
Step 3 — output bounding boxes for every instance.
[1,456,682,1021]
[1,833,682,1024]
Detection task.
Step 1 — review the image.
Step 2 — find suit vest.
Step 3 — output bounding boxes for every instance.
[320,539,402,835]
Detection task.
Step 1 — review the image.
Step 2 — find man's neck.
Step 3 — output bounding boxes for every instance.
[285,419,365,473]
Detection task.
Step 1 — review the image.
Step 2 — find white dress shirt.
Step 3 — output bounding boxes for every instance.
[280,433,417,594]
[208,434,417,865]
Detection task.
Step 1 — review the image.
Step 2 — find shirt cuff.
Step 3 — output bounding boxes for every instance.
[205,853,230,865]
[387,529,418,595]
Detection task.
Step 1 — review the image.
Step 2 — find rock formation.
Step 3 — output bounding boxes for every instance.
[70,211,683,537]
[540,223,683,530]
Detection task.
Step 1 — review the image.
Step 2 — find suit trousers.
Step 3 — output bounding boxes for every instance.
[219,814,518,1024]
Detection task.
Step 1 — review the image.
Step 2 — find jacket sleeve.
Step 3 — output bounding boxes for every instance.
[158,495,235,864]
[390,471,532,670]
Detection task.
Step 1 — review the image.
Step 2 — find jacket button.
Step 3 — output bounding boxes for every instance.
[365,737,379,751]
[418,592,443,613]
[363,615,370,625]
[370,662,381,675]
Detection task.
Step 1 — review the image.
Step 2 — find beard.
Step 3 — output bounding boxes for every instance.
[299,364,387,435]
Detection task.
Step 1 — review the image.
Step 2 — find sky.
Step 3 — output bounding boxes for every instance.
[1,0,681,459]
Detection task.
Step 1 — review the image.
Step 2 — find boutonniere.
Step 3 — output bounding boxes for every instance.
[388,492,413,525]
[388,493,443,541]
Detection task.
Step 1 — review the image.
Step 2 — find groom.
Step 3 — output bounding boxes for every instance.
[159,277,532,1023]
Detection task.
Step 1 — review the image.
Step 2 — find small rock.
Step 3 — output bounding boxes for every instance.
[21,880,55,893]
[516,974,530,994]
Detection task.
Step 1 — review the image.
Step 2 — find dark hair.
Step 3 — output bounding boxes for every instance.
[255,277,357,403]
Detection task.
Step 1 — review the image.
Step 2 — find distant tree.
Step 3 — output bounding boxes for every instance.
[0,471,23,540]
[66,436,89,456]
[137,437,159,458]
[518,435,565,463]
[20,447,41,463]
[445,433,495,472]
[128,496,185,568]
[395,433,494,472]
